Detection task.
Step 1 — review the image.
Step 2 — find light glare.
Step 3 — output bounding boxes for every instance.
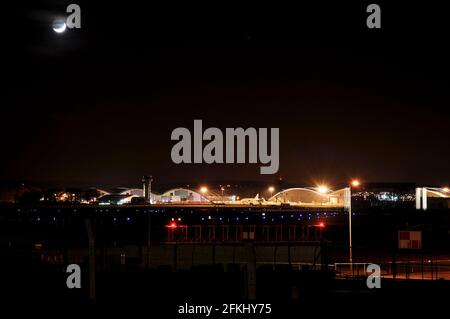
[318,185,328,194]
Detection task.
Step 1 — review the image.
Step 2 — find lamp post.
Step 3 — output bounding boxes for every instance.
[146,175,153,267]
[348,187,353,274]
[149,176,153,203]
[348,180,360,274]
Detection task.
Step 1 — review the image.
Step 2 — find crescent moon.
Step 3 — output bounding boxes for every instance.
[53,22,66,33]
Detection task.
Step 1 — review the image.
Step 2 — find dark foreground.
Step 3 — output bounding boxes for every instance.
[2,203,449,317]
[3,258,450,318]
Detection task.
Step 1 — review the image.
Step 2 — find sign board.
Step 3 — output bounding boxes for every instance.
[398,231,422,249]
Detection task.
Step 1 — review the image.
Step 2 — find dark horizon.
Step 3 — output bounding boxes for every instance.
[3,1,449,188]
[0,178,435,193]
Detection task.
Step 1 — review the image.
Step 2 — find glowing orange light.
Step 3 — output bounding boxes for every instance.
[318,222,325,228]
[351,180,361,187]
[317,185,328,194]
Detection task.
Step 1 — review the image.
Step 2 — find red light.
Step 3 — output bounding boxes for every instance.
[318,222,325,228]
[168,222,177,228]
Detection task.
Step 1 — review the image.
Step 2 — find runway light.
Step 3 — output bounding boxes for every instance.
[351,179,361,187]
[318,185,329,194]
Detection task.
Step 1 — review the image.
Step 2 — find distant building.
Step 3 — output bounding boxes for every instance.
[96,187,210,204]
[159,188,209,203]
[97,194,137,205]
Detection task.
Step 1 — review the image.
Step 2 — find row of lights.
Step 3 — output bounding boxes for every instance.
[200,180,450,197]
[199,180,362,196]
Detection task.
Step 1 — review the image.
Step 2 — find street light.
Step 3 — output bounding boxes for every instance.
[200,186,208,194]
[348,179,360,274]
[351,179,360,187]
[317,185,329,194]
[145,175,154,267]
[268,186,275,198]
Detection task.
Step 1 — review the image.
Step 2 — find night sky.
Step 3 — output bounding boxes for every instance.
[3,1,449,188]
